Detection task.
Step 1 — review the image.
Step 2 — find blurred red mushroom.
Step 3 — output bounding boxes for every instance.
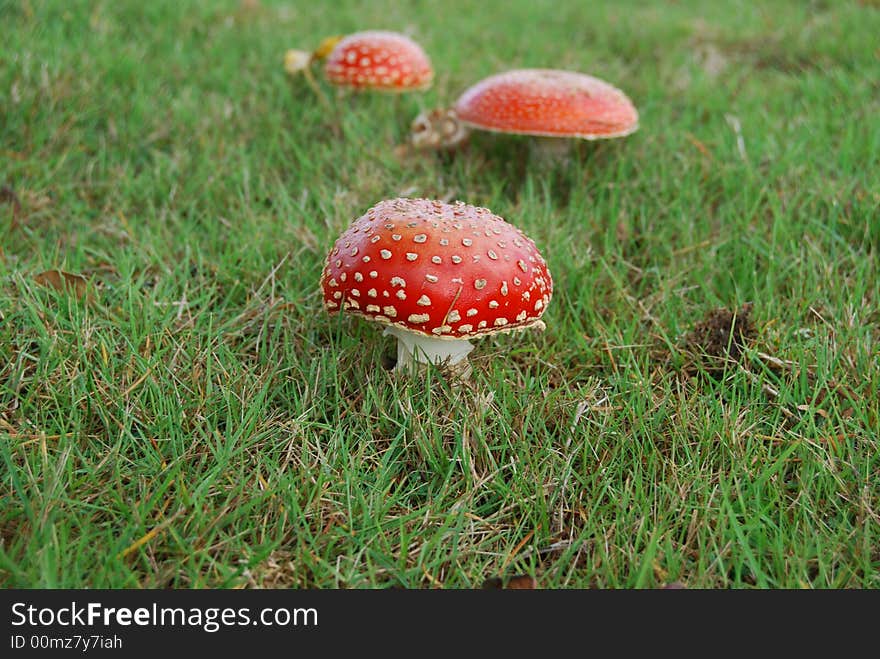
[321,198,552,376]
[323,31,433,93]
[285,31,432,104]
[408,68,638,160]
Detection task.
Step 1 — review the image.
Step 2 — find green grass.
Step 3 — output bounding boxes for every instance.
[1,0,878,588]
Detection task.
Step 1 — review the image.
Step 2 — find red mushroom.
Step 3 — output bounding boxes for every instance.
[409,68,638,159]
[286,31,433,123]
[321,198,553,374]
[322,31,433,92]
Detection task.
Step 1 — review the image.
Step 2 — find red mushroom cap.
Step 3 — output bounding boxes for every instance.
[454,68,638,139]
[323,31,433,92]
[321,198,552,339]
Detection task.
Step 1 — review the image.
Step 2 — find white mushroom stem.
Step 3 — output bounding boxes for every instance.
[383,326,474,373]
[528,136,572,165]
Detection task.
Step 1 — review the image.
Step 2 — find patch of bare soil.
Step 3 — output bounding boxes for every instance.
[682,303,755,377]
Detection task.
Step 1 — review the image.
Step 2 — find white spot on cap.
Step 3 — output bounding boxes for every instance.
[408,313,430,323]
[380,249,392,260]
[518,260,528,272]
[516,310,527,321]
[354,272,364,282]
[431,325,453,335]
[339,273,347,282]
[370,271,378,278]
[462,238,473,246]
[362,256,371,263]
[494,318,508,326]
[488,300,499,309]
[478,320,487,329]
[392,234,402,241]
[488,250,498,260]
[439,238,449,246]
[535,299,544,310]
[451,255,462,264]
[466,308,478,317]
[333,291,342,299]
[432,256,442,264]
[366,304,380,313]
[370,235,380,243]
[350,246,359,256]
[447,310,461,322]
[396,290,406,300]
[500,281,509,296]
[513,276,521,286]
[417,295,431,306]
[328,278,338,287]
[406,253,418,261]
[474,279,487,290]
[458,324,473,333]
[425,274,439,283]
[367,289,378,298]
[523,291,531,301]
[350,289,360,297]
[383,306,397,317]
[390,277,406,287]
[348,299,360,309]
[413,234,427,243]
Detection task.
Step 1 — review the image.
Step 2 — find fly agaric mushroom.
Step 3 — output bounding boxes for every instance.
[409,68,638,159]
[322,30,433,92]
[285,32,432,114]
[321,198,552,375]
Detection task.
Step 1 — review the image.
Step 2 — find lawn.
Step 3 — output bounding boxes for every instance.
[1,0,878,588]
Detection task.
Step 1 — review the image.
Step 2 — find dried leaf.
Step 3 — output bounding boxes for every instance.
[33,270,90,300]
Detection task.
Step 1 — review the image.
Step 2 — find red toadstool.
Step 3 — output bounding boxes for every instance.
[409,68,638,159]
[286,31,433,92]
[322,31,434,92]
[321,198,553,375]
